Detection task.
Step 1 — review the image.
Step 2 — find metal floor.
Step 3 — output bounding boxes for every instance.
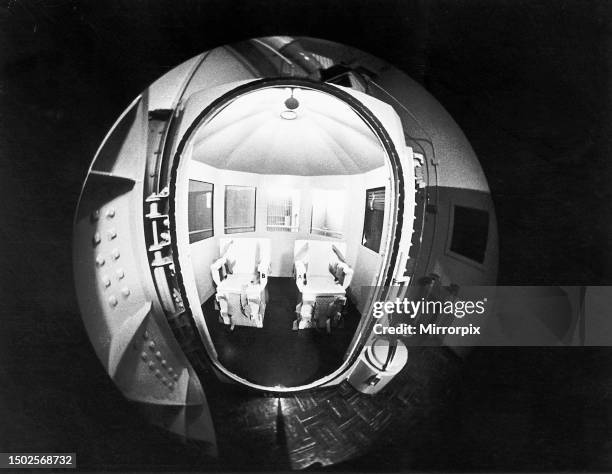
[196,346,461,470]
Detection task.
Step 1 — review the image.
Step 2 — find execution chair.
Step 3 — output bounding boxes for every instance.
[210,237,270,329]
[293,240,353,332]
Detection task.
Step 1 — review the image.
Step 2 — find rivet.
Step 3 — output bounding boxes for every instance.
[148,341,155,350]
[91,210,100,222]
[102,276,111,288]
[108,295,118,307]
[107,229,117,240]
[106,208,115,218]
[141,352,147,361]
[148,361,155,370]
[95,255,105,267]
[155,351,162,360]
[121,287,130,297]
[112,248,120,260]
[143,330,149,340]
[93,232,101,245]
[116,269,125,280]
[161,359,167,368]
[173,374,179,381]
[161,377,167,385]
[155,370,162,379]
[167,367,174,374]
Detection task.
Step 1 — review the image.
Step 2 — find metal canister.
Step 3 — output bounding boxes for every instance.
[347,338,408,395]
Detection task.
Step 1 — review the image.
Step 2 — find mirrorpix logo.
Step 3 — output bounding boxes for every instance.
[371,297,488,336]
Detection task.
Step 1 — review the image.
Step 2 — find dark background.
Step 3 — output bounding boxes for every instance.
[2,0,612,471]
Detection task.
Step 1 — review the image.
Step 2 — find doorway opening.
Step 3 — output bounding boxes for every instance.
[170,79,407,390]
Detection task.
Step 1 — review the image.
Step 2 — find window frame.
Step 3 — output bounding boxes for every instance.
[266,188,300,233]
[310,189,345,239]
[445,203,490,268]
[224,184,257,235]
[188,179,214,244]
[361,186,386,254]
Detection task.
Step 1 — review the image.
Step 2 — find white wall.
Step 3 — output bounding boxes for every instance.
[187,160,391,311]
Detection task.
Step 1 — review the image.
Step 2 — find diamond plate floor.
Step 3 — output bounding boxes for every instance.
[198,347,461,469]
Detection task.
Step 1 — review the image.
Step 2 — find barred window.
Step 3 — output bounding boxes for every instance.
[266,188,300,232]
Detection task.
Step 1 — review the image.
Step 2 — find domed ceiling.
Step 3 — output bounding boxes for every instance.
[189,86,388,175]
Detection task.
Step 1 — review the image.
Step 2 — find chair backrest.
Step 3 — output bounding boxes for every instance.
[258,238,271,266]
[219,238,271,275]
[294,240,347,277]
[219,238,257,274]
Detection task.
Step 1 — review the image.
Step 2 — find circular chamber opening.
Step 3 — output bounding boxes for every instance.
[74,36,497,412]
[171,80,405,390]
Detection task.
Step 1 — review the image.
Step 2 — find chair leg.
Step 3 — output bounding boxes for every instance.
[297,301,315,329]
[293,302,302,330]
[246,287,264,328]
[217,295,231,325]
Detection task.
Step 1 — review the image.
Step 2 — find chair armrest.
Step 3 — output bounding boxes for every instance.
[295,260,307,279]
[210,256,227,286]
[257,258,270,287]
[294,260,307,291]
[332,244,347,263]
[338,262,353,290]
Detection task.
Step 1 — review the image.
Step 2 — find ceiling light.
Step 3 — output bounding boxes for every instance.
[280,88,300,120]
[285,96,299,110]
[280,110,297,120]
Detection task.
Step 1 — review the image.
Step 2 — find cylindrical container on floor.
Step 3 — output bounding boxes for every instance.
[347,338,408,395]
